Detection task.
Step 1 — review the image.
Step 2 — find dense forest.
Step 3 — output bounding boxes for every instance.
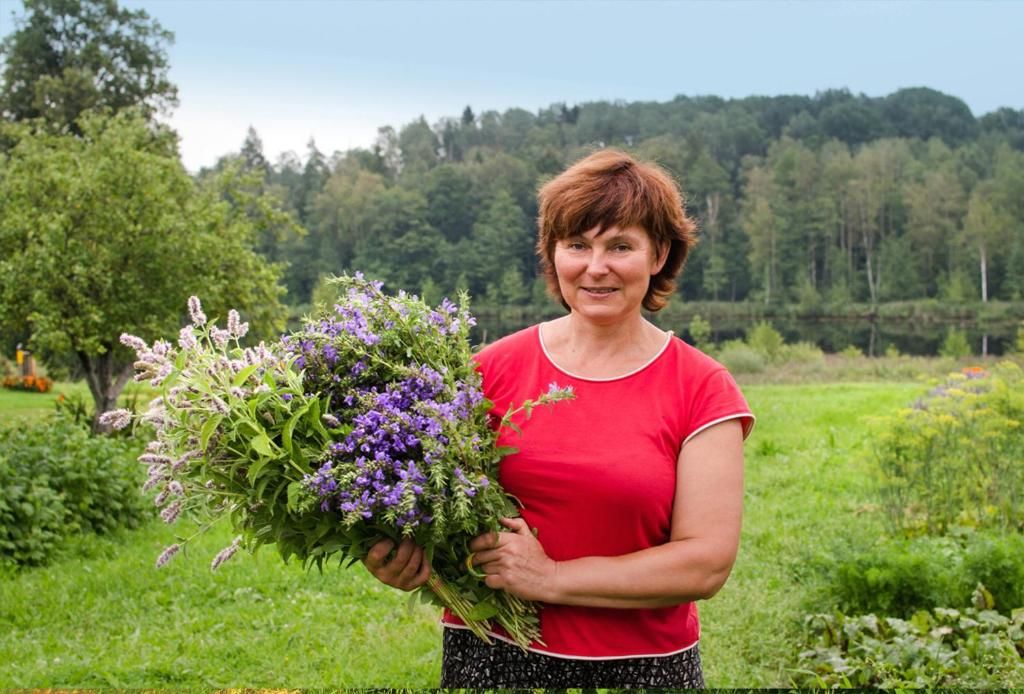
[211,89,1024,312]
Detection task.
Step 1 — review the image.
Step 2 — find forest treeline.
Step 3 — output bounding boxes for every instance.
[212,88,1024,311]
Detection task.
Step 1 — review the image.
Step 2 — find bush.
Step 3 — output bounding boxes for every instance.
[872,362,1024,534]
[0,414,147,567]
[809,531,1024,617]
[939,326,971,358]
[687,314,713,352]
[796,602,1024,687]
[746,321,785,362]
[717,339,766,374]
[779,341,825,365]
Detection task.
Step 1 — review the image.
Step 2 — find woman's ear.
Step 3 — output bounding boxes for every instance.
[652,241,670,275]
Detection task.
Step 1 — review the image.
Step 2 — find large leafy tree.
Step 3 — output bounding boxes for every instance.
[0,111,287,428]
[0,0,177,130]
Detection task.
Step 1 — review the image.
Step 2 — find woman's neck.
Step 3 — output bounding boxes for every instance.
[541,313,668,379]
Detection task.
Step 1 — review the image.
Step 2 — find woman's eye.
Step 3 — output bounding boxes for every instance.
[614,244,631,252]
[568,242,586,250]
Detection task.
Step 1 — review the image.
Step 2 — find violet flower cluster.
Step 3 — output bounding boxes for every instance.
[112,276,573,650]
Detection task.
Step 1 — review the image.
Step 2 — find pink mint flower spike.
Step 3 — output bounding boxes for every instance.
[156,543,181,568]
[188,296,207,326]
[178,326,198,350]
[98,408,132,431]
[120,333,147,352]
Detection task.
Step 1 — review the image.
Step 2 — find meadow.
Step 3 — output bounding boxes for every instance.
[0,378,925,687]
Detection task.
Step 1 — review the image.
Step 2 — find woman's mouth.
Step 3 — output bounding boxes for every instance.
[582,287,617,295]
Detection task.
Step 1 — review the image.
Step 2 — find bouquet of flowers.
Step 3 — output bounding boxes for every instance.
[106,274,572,648]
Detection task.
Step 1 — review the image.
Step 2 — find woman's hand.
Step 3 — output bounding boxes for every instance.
[362,537,431,591]
[468,517,558,602]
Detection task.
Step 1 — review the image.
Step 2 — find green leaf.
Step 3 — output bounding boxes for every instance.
[200,414,223,451]
[251,433,275,457]
[466,598,499,621]
[232,364,260,387]
[287,481,303,513]
[282,404,310,453]
[247,456,271,484]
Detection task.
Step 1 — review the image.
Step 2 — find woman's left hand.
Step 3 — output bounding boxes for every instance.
[468,517,558,602]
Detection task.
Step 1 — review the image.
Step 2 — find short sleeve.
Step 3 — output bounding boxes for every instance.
[683,368,755,445]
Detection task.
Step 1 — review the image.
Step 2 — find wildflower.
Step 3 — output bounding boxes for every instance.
[227,309,249,339]
[120,333,147,352]
[211,328,231,348]
[178,326,198,350]
[160,500,183,524]
[188,296,207,326]
[98,408,132,431]
[211,537,242,571]
[156,543,182,568]
[323,413,341,428]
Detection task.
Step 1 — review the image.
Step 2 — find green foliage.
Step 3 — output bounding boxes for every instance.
[0,0,177,129]
[0,110,288,424]
[778,341,825,365]
[1015,321,1024,354]
[839,344,864,358]
[872,362,1024,534]
[939,326,972,358]
[717,339,766,374]
[795,604,1024,687]
[687,314,713,351]
[0,414,146,567]
[810,531,1024,617]
[745,321,785,362]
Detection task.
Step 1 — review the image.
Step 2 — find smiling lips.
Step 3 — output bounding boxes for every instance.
[582,287,618,295]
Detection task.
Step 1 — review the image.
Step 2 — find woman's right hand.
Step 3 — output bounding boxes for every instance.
[362,537,431,591]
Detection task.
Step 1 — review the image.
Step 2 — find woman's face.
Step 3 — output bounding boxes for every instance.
[553,225,667,325]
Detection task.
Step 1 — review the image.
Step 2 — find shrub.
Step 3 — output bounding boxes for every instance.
[0,414,147,567]
[839,344,863,359]
[779,341,825,365]
[939,327,971,358]
[809,531,1024,617]
[687,314,713,352]
[795,602,1024,687]
[871,362,1024,534]
[746,321,785,362]
[717,339,766,374]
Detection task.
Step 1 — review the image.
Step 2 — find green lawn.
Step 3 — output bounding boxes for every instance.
[0,381,923,687]
[0,381,154,424]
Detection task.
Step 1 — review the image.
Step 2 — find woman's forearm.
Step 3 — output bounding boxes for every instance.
[544,536,737,609]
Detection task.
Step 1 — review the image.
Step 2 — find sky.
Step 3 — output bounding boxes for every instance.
[2,0,1022,172]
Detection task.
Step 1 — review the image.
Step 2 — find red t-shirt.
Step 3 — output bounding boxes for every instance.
[443,324,754,659]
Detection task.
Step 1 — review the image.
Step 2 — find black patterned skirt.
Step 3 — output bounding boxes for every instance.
[440,626,706,688]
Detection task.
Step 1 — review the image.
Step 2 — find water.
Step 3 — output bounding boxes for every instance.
[473,311,1018,357]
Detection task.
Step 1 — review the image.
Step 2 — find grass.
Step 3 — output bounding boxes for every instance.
[0,380,925,687]
[0,381,154,424]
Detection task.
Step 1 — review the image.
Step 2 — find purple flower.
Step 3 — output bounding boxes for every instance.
[99,408,132,431]
[156,543,181,568]
[120,333,147,352]
[188,296,207,326]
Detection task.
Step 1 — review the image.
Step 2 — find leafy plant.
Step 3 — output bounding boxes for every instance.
[795,600,1024,687]
[746,321,785,362]
[807,530,1024,617]
[939,327,972,358]
[871,362,1024,534]
[717,339,766,374]
[0,414,146,566]
[688,314,713,352]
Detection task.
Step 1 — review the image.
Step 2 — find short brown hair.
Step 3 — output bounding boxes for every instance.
[536,149,698,312]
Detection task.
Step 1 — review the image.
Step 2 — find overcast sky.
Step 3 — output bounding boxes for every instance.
[3,0,1021,171]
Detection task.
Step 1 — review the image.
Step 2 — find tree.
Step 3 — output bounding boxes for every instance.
[0,111,287,428]
[0,0,177,130]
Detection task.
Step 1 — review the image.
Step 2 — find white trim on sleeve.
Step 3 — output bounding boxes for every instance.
[682,412,756,447]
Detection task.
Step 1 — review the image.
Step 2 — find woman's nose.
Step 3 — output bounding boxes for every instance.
[586,250,610,275]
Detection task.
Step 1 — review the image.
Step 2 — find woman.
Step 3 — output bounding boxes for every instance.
[364,149,754,688]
